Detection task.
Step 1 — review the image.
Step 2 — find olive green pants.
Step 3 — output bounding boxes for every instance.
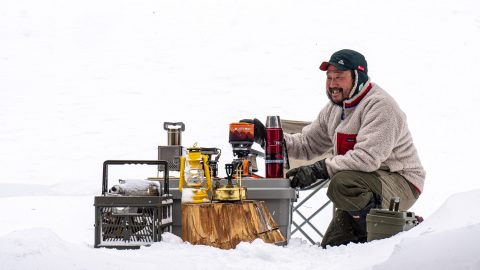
[320,170,419,248]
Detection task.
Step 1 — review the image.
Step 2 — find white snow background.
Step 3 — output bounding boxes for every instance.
[1,0,480,269]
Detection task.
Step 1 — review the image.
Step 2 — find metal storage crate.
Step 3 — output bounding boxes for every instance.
[168,178,297,241]
[94,160,173,249]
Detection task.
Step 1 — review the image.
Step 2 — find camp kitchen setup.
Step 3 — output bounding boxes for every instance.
[94,118,419,249]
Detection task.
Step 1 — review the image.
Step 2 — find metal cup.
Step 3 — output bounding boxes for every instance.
[163,122,185,146]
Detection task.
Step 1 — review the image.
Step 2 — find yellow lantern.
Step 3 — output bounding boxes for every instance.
[179,144,212,203]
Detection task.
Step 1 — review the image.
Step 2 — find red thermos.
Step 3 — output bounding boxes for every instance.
[265,116,284,178]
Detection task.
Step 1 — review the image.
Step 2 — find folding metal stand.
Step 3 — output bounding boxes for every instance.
[292,179,334,245]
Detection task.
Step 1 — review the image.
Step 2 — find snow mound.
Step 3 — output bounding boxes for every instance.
[159,232,184,244]
[0,228,116,270]
[401,188,480,239]
[372,189,480,269]
[373,223,480,270]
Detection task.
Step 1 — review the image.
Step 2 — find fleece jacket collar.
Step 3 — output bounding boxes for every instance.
[343,81,372,109]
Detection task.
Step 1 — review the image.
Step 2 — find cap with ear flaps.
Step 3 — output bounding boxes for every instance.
[320,49,368,74]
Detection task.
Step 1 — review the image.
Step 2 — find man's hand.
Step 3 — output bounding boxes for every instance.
[239,118,266,148]
[287,159,329,188]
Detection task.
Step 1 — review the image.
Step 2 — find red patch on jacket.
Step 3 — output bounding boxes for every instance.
[337,133,357,155]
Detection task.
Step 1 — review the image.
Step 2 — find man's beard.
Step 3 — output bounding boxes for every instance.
[327,87,345,106]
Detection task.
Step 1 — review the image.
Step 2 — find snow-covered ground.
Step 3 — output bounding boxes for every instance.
[1,190,479,270]
[1,0,480,269]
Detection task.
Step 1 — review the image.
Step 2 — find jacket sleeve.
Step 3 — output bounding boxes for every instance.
[326,100,404,175]
[284,106,334,160]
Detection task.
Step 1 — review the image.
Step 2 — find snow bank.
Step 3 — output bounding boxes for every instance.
[0,228,121,270]
[373,224,480,270]
[0,189,479,270]
[373,189,480,269]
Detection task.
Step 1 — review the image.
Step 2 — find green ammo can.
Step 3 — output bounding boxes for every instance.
[366,197,419,241]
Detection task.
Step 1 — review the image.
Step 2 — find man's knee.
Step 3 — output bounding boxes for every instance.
[326,170,382,210]
[327,171,359,205]
[327,171,361,197]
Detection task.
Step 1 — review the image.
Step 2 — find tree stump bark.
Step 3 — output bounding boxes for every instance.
[181,200,286,249]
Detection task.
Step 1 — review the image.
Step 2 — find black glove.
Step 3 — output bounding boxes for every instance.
[240,118,266,148]
[286,159,329,188]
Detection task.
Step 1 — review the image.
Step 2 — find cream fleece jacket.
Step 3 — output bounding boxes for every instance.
[284,82,425,192]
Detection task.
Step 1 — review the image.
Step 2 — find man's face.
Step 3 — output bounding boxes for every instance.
[326,65,354,106]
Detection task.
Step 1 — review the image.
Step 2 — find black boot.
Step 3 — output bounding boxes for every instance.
[320,210,360,248]
[348,196,380,243]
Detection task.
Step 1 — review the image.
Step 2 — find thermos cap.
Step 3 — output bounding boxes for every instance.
[266,116,282,128]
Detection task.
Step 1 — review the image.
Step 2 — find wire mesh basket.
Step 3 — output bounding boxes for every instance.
[94,160,173,249]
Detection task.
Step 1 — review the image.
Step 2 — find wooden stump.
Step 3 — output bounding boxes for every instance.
[181,200,286,249]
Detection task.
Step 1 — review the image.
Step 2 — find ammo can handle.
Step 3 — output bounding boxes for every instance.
[389,197,400,211]
[163,122,185,131]
[102,160,169,195]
